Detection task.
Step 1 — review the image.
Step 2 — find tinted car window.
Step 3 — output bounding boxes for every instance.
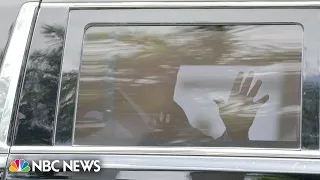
[74,25,302,148]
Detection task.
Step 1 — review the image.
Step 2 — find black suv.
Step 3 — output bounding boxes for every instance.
[0,0,319,179]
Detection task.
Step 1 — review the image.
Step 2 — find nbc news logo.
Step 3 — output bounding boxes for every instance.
[9,159,101,173]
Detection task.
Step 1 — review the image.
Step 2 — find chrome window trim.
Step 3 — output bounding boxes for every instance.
[8,152,320,174]
[0,2,38,153]
[9,146,320,158]
[42,1,320,9]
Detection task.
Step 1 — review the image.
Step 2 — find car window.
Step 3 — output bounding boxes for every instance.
[73,25,302,148]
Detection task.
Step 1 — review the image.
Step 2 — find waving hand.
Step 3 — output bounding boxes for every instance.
[214,71,269,140]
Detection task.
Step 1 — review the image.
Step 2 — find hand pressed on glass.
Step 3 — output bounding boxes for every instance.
[147,103,193,139]
[149,112,171,132]
[214,71,269,140]
[146,108,213,143]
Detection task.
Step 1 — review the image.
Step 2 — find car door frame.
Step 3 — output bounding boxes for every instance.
[0,2,39,179]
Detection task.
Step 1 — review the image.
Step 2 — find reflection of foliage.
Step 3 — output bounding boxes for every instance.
[82,27,237,114]
[15,24,66,145]
[302,79,319,149]
[42,25,65,42]
[83,26,302,117]
[55,71,78,144]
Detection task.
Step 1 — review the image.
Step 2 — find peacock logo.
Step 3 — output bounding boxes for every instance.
[9,159,31,172]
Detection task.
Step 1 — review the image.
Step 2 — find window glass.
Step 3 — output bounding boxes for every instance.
[75,25,302,148]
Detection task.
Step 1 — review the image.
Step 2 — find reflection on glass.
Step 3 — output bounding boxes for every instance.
[74,25,302,148]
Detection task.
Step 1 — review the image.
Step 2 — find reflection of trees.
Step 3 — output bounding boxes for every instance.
[15,24,76,145]
[302,80,319,148]
[55,71,78,144]
[81,27,238,114]
[83,25,301,96]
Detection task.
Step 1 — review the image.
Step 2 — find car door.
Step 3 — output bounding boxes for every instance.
[5,1,320,179]
[0,1,39,179]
